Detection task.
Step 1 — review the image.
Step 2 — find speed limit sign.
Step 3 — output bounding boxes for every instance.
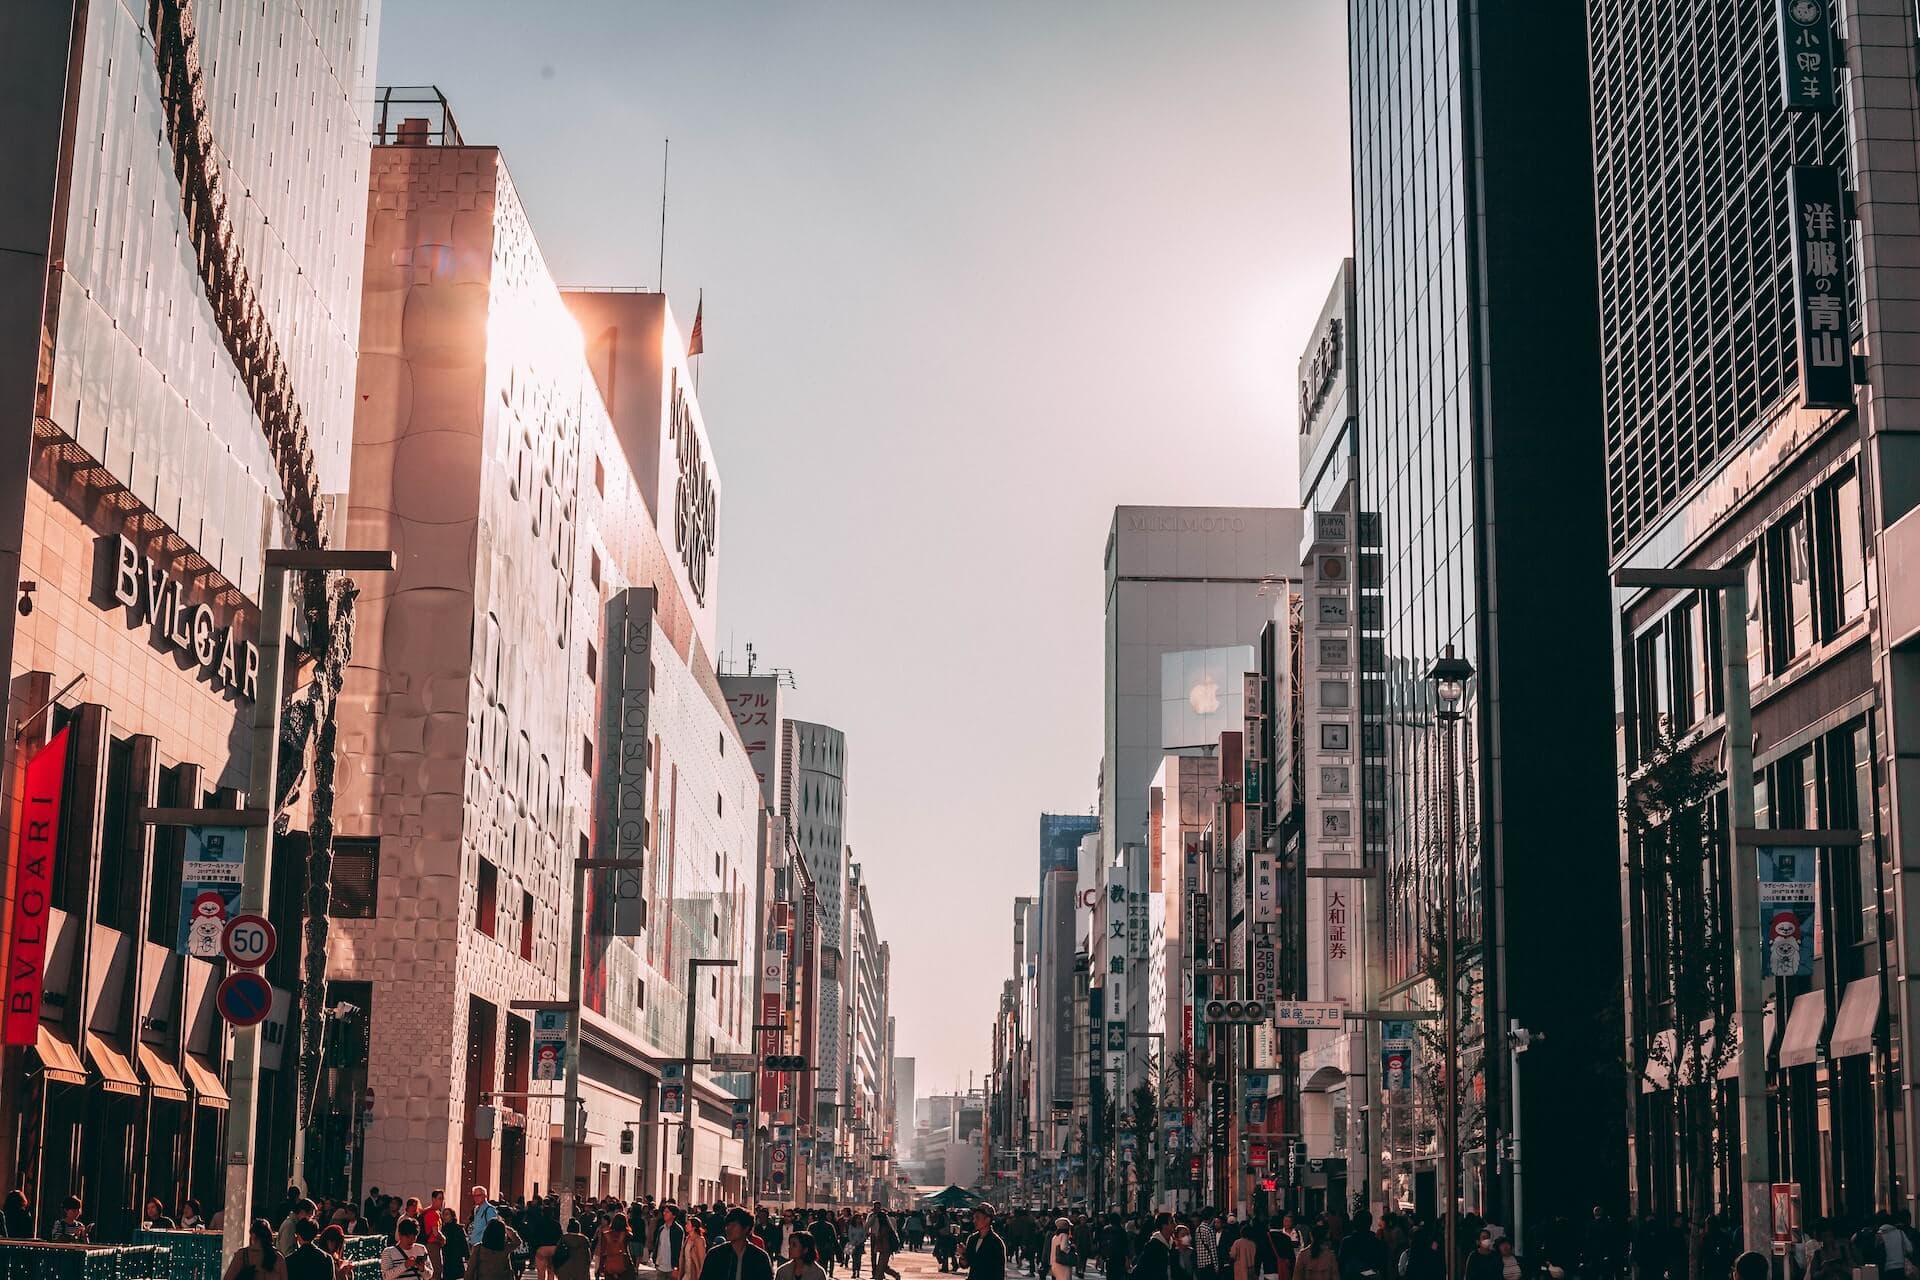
[222,914,276,967]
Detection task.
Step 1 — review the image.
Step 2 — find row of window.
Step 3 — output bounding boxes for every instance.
[1631,464,1867,754]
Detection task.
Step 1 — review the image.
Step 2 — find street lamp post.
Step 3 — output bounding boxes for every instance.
[1427,646,1473,1280]
[681,956,740,1202]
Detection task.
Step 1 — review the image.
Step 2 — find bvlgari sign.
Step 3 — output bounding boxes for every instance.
[105,535,258,701]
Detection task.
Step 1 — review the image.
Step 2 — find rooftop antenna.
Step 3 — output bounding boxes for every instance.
[657,138,670,294]
[746,642,757,676]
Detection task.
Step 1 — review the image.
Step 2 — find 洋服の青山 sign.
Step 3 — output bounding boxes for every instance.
[105,534,258,701]
[6,728,70,1045]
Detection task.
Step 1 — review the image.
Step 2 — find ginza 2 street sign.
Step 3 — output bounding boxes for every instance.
[1272,1001,1346,1030]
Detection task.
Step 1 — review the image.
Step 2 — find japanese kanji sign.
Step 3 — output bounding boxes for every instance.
[1789,164,1854,410]
[1777,0,1836,112]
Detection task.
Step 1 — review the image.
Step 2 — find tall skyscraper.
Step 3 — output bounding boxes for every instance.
[1348,0,1619,1224]
[1593,0,1920,1217]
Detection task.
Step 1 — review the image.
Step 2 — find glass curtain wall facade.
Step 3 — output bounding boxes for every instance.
[1350,0,1620,1225]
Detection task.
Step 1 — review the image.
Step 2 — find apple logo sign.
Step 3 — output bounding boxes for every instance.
[1190,672,1221,715]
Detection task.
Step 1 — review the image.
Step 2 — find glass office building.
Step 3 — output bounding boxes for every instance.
[1348,0,1620,1223]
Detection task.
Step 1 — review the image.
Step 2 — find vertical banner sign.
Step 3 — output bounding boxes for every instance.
[532,1009,568,1081]
[1252,938,1277,1003]
[178,824,247,956]
[661,1061,686,1115]
[1790,165,1854,410]
[5,729,69,1044]
[731,1099,752,1141]
[1777,0,1836,111]
[598,588,656,937]
[1381,1020,1414,1091]
[1758,846,1817,977]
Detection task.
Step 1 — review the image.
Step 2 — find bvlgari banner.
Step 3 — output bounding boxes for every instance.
[5,729,69,1045]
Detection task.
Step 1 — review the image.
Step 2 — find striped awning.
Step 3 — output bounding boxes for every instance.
[183,1053,229,1110]
[34,1023,88,1086]
[84,1033,142,1096]
[136,1044,190,1102]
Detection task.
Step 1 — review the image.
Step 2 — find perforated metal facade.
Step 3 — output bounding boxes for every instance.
[1589,0,1852,556]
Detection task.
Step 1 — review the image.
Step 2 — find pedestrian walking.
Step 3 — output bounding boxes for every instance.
[229,1219,290,1280]
[319,1227,354,1280]
[1295,1232,1336,1280]
[656,1205,688,1276]
[700,1209,776,1280]
[848,1216,868,1277]
[963,1208,1007,1280]
[440,1210,469,1280]
[777,1236,829,1280]
[553,1221,593,1280]
[595,1212,636,1280]
[470,1219,521,1280]
[682,1218,711,1280]
[381,1219,433,1280]
[289,1220,335,1280]
[1050,1217,1078,1280]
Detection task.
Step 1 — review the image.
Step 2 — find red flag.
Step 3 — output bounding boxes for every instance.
[688,291,704,358]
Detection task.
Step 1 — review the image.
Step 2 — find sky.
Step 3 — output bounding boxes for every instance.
[378,1,1352,1098]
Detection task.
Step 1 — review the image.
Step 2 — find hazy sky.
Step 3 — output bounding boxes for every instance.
[378,1,1351,1097]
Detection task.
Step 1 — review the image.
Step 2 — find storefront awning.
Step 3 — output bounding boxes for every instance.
[1717,1008,1777,1080]
[136,1044,190,1102]
[85,1033,142,1096]
[183,1053,229,1110]
[34,1023,88,1086]
[1829,977,1882,1059]
[1778,990,1827,1068]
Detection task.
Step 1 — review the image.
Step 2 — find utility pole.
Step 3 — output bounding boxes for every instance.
[557,856,644,1227]
[681,957,739,1201]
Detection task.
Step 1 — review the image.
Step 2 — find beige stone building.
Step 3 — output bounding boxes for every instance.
[334,100,760,1204]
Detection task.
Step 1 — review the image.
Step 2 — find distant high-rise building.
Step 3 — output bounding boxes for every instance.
[1101,508,1302,1079]
[893,1057,916,1157]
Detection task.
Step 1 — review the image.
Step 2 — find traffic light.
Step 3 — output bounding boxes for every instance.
[1204,999,1270,1024]
[619,1129,634,1155]
[764,1054,808,1072]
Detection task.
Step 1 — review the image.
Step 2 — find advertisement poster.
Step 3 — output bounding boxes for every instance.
[177,824,247,957]
[1758,846,1817,977]
[532,1009,568,1081]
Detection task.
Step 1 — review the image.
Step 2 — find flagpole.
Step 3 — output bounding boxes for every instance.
[657,139,670,294]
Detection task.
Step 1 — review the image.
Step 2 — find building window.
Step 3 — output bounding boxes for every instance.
[594,458,606,496]
[586,641,598,684]
[637,978,647,1010]
[717,792,724,817]
[520,891,535,961]
[1768,511,1814,669]
[330,838,381,919]
[1818,469,1868,636]
[477,858,498,937]
[582,736,594,775]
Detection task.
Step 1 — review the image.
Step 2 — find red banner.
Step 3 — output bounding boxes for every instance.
[759,992,783,1111]
[6,729,69,1045]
